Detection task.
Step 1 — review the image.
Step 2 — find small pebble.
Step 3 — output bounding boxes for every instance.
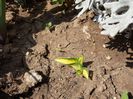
[103,44,107,48]
[106,56,112,60]
[26,52,30,56]
[113,97,116,99]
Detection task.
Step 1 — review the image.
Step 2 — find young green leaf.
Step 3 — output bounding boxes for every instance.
[76,70,82,76]
[71,64,82,71]
[78,55,84,65]
[45,22,52,29]
[55,56,89,79]
[58,0,64,4]
[121,91,129,99]
[55,57,78,65]
[82,67,89,79]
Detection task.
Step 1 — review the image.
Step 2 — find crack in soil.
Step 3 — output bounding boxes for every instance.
[42,44,52,98]
[110,75,117,94]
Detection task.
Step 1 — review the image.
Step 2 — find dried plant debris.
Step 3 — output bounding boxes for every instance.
[75,0,133,37]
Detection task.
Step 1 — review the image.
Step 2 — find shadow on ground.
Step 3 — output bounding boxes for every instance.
[0,0,77,76]
[0,0,76,97]
[105,24,133,68]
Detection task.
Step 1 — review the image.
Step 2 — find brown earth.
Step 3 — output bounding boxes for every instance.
[0,1,133,99]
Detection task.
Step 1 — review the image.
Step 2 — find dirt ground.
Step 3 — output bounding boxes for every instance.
[0,1,133,99]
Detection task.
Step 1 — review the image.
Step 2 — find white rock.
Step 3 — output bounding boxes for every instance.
[23,70,42,87]
[106,56,112,60]
[103,44,106,48]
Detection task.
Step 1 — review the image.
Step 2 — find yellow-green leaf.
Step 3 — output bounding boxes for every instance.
[82,67,89,79]
[45,22,52,28]
[121,91,129,99]
[71,64,82,71]
[76,70,82,76]
[78,55,84,65]
[55,58,78,65]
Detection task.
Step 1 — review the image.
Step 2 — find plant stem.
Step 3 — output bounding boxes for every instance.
[0,0,6,42]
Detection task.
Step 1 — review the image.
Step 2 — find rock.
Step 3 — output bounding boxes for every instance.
[103,44,107,48]
[113,97,117,99]
[6,11,14,22]
[18,70,43,94]
[23,70,42,87]
[106,56,112,60]
[26,51,30,56]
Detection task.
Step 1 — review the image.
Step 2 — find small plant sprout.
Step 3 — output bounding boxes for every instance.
[121,91,129,99]
[55,56,89,79]
[45,21,53,29]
